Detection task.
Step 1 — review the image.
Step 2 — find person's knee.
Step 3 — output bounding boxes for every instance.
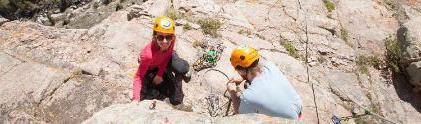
[171,53,190,74]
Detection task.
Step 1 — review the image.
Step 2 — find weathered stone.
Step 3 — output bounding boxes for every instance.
[82,101,294,124]
[337,0,398,54]
[127,5,149,21]
[259,51,307,81]
[0,52,22,75]
[221,31,275,50]
[173,0,221,15]
[401,17,421,63]
[221,4,254,29]
[400,16,421,90]
[38,76,123,123]
[50,13,65,22]
[175,19,187,25]
[401,1,421,20]
[147,0,171,17]
[327,72,371,107]
[1,0,421,123]
[0,62,69,109]
[406,61,421,90]
[0,16,9,25]
[4,110,46,124]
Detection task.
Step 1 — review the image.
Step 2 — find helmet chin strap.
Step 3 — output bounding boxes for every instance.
[241,71,252,83]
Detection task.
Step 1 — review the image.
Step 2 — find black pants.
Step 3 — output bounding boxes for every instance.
[140,53,189,105]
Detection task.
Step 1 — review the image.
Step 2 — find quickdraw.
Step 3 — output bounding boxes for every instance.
[193,50,220,71]
[192,35,225,72]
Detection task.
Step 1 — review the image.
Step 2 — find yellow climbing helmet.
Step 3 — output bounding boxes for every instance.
[230,46,259,69]
[153,16,175,34]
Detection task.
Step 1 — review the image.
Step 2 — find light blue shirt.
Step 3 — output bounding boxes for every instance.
[239,61,302,119]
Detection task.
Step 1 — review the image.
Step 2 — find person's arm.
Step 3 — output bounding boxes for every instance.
[132,54,151,101]
[227,78,242,114]
[230,90,240,114]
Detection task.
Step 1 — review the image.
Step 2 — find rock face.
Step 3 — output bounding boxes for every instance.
[0,0,92,20]
[400,16,421,91]
[0,16,8,25]
[1,0,421,124]
[83,100,294,124]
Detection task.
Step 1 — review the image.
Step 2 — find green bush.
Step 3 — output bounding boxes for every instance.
[384,35,402,73]
[192,40,203,48]
[355,55,382,74]
[323,0,335,12]
[384,0,397,10]
[183,23,192,31]
[52,0,61,4]
[197,18,222,37]
[281,41,299,58]
[92,1,99,9]
[71,68,83,77]
[340,28,354,47]
[238,29,251,35]
[340,28,349,42]
[238,29,245,34]
[12,0,39,12]
[356,55,382,68]
[165,8,182,20]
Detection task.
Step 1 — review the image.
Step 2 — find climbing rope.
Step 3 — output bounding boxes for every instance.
[200,68,234,117]
[130,3,400,123]
[296,0,321,123]
[297,1,397,123]
[329,85,398,124]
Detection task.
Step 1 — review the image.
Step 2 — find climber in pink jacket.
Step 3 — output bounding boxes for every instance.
[132,16,190,105]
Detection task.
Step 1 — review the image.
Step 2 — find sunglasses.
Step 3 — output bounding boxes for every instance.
[156,35,174,41]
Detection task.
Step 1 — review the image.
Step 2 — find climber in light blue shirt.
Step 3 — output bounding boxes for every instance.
[227,46,302,119]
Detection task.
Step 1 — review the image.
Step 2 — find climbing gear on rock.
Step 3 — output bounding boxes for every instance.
[332,114,341,124]
[205,93,220,117]
[230,46,259,69]
[206,50,218,63]
[192,35,224,71]
[153,16,175,34]
[331,109,374,124]
[193,50,220,71]
[200,68,235,117]
[201,69,248,117]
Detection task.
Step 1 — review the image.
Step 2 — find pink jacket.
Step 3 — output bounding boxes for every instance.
[132,39,175,101]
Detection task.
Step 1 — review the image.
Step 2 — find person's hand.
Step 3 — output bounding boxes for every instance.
[229,76,244,85]
[153,76,164,85]
[227,77,239,92]
[227,82,237,93]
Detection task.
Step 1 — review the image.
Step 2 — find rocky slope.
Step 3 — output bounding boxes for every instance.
[1,0,421,124]
[82,100,295,124]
